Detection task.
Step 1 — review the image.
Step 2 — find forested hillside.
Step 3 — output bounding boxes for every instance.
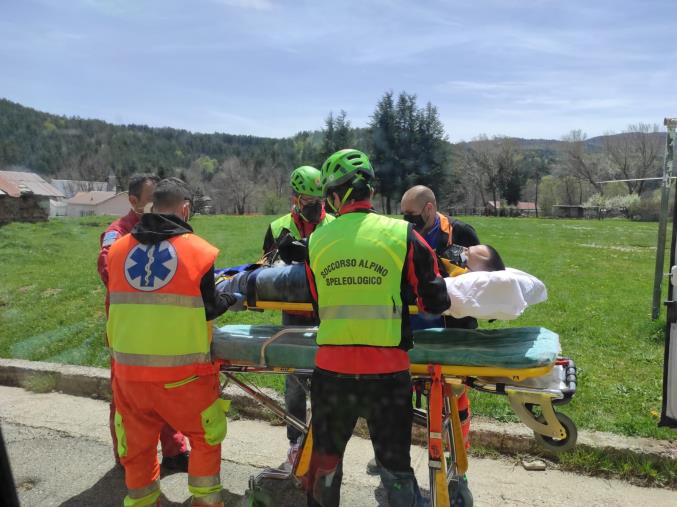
[0,98,667,218]
[0,98,300,181]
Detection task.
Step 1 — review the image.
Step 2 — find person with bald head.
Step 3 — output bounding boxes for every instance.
[400,185,480,331]
[381,184,482,500]
[400,185,480,255]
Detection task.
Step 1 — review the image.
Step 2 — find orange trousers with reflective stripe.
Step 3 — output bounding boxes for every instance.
[112,374,223,491]
[109,363,187,463]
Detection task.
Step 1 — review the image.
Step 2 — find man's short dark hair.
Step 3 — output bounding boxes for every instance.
[328,176,373,203]
[153,178,192,209]
[128,173,160,198]
[483,245,505,271]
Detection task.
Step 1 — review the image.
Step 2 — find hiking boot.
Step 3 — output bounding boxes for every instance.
[161,451,190,472]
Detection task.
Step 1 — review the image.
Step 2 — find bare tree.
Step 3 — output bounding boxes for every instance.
[604,123,662,194]
[212,157,257,215]
[467,135,501,214]
[560,130,605,194]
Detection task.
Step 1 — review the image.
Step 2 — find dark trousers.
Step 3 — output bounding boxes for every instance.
[282,311,316,444]
[285,373,309,443]
[307,368,418,507]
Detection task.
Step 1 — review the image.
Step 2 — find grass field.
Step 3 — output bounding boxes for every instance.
[0,215,674,441]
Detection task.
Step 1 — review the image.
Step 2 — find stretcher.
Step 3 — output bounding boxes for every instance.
[212,324,577,506]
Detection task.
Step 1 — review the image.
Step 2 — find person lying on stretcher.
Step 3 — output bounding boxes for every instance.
[441,243,505,274]
[214,241,546,322]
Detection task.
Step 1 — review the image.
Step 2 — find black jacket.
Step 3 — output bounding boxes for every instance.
[132,213,233,320]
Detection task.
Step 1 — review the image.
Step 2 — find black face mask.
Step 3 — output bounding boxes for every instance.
[300,202,322,223]
[403,213,426,232]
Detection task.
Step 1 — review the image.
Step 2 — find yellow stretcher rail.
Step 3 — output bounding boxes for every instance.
[409,363,553,382]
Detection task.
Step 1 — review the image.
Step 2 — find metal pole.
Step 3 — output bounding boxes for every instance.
[652,118,677,320]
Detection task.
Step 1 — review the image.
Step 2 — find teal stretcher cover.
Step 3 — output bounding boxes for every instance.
[211,325,560,370]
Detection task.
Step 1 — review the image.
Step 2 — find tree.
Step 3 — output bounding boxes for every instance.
[415,102,450,198]
[467,136,501,215]
[321,110,353,160]
[369,91,451,212]
[369,91,399,213]
[604,123,662,195]
[537,175,559,216]
[394,92,419,194]
[191,155,218,181]
[496,138,521,205]
[560,130,606,194]
[521,149,555,216]
[212,157,257,214]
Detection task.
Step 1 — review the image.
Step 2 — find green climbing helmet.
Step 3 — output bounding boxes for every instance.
[320,149,374,196]
[290,166,323,197]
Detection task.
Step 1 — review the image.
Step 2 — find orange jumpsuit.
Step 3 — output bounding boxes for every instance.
[107,217,228,507]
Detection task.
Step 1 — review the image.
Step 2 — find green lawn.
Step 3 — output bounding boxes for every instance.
[0,215,673,440]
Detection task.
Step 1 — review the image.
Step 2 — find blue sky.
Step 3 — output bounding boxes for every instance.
[1,0,675,141]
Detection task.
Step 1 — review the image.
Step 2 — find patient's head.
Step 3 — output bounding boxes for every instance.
[465,244,505,272]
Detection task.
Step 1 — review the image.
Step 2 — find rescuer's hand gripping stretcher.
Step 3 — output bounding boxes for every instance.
[211,263,577,506]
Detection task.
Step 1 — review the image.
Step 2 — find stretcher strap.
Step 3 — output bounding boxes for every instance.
[246,268,261,308]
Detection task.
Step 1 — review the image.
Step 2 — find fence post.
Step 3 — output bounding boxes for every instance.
[652,118,677,320]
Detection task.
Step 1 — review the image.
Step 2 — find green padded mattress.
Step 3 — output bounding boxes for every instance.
[211,325,560,370]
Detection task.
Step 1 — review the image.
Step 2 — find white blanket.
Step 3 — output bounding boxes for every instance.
[443,268,547,320]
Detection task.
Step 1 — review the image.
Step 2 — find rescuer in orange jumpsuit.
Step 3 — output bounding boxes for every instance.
[107,178,242,507]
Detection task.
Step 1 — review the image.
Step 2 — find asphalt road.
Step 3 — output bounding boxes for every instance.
[1,386,676,506]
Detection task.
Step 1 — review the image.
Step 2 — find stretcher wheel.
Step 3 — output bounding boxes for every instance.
[449,476,473,507]
[533,412,577,453]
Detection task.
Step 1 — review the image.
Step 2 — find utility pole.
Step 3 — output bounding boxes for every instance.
[652,118,677,320]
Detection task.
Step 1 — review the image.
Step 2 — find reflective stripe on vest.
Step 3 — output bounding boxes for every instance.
[270,212,335,242]
[109,292,204,307]
[106,232,218,381]
[308,213,408,347]
[319,304,401,320]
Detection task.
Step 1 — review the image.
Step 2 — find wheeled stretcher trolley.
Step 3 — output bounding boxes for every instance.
[211,323,577,506]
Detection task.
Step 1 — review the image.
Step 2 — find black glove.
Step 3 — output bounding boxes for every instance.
[224,292,246,311]
[277,234,308,264]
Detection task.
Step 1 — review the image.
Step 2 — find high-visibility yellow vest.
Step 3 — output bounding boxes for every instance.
[107,232,218,382]
[308,212,409,347]
[269,212,334,242]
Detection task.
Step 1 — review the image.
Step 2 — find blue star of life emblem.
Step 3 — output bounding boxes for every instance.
[124,240,178,291]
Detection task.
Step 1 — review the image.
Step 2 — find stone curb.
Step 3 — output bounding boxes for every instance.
[1,358,675,465]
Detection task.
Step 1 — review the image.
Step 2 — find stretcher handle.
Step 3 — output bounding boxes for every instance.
[251,300,420,315]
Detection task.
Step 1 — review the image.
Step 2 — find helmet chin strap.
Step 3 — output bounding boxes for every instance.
[327,187,354,216]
